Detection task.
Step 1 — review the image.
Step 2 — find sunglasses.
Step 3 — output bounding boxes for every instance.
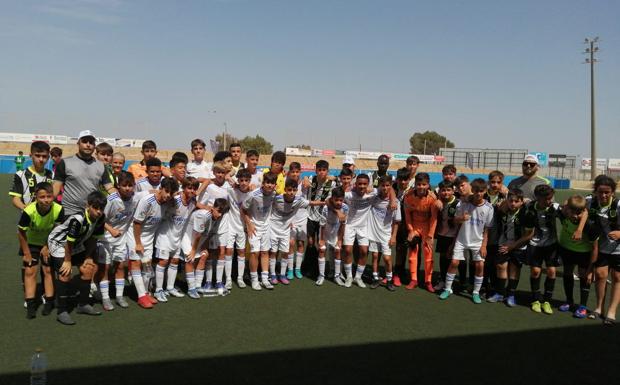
[522,162,537,168]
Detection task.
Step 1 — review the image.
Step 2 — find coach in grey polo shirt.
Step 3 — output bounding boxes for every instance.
[507,154,550,201]
[53,130,115,215]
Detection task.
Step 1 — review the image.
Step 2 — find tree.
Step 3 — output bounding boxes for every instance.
[409,131,455,155]
[213,133,239,152]
[239,135,274,155]
[288,144,311,150]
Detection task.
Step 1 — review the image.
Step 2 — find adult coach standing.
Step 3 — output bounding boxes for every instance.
[53,130,115,215]
[507,154,550,201]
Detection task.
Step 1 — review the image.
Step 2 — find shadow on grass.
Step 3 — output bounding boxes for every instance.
[2,325,618,385]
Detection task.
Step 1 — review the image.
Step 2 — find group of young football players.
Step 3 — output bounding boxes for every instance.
[10,138,620,326]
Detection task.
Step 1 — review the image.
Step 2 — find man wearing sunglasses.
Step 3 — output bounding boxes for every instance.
[507,154,550,202]
[53,130,116,216]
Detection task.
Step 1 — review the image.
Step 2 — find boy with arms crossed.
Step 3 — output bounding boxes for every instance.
[439,179,495,304]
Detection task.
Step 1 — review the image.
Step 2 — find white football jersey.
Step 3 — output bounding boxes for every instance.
[319,204,349,242]
[131,193,165,248]
[367,195,401,244]
[344,189,377,229]
[269,195,310,238]
[455,201,495,248]
[135,177,162,193]
[186,160,213,179]
[155,195,196,252]
[226,186,250,234]
[103,191,147,247]
[242,188,276,234]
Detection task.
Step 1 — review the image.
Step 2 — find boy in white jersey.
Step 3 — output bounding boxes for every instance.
[287,162,310,280]
[197,162,233,295]
[440,178,495,304]
[338,167,354,192]
[269,178,323,285]
[135,158,164,193]
[342,174,377,288]
[225,168,253,288]
[245,149,262,188]
[241,173,277,290]
[368,175,401,291]
[129,177,178,309]
[153,177,198,302]
[184,199,229,298]
[95,171,142,310]
[318,187,347,286]
[168,154,188,183]
[186,138,213,181]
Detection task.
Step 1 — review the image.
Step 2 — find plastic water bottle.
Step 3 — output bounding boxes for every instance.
[30,348,47,385]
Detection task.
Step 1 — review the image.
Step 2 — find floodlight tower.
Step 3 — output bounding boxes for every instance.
[584,37,599,181]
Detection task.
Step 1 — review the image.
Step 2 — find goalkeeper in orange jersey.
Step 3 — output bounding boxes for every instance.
[404,172,439,292]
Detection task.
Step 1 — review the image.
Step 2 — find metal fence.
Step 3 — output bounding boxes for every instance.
[438,148,588,180]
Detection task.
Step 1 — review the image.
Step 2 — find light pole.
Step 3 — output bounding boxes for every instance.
[584,37,599,181]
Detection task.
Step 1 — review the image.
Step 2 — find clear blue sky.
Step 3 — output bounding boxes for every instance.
[1,0,618,157]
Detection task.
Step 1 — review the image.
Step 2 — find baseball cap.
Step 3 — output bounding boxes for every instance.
[523,154,539,165]
[343,155,355,165]
[78,130,96,141]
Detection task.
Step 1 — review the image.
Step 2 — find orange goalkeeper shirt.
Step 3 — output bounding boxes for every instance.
[403,190,439,236]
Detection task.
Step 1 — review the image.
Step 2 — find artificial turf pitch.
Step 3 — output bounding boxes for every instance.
[0,175,618,385]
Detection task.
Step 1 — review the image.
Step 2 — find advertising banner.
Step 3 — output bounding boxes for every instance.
[608,159,620,171]
[49,135,68,144]
[581,158,607,170]
[548,154,567,167]
[286,147,312,156]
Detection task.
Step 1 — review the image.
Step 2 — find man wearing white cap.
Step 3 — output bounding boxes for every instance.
[53,130,116,215]
[507,154,550,201]
[341,155,357,185]
[343,155,356,172]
